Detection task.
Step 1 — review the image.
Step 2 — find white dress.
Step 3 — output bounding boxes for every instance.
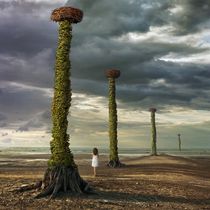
[91,155,99,167]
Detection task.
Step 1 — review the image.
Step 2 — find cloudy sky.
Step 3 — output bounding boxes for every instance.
[0,0,210,149]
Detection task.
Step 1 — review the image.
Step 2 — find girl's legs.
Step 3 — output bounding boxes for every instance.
[93,167,96,177]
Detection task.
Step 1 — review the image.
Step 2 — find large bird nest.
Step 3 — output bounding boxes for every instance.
[106,69,121,79]
[51,7,83,23]
[149,108,157,113]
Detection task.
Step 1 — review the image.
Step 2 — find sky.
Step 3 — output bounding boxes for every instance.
[0,0,210,149]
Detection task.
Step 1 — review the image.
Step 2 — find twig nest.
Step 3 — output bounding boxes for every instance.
[106,69,121,79]
[51,7,83,23]
[149,108,157,113]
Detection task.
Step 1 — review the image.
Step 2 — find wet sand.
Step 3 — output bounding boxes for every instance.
[0,153,210,209]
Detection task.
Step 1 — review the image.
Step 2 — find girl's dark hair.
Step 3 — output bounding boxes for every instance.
[93,147,98,155]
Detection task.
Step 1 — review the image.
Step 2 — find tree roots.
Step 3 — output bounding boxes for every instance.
[107,160,125,168]
[12,181,42,193]
[13,166,91,199]
[35,166,90,199]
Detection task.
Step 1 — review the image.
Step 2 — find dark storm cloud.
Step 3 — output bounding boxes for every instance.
[72,57,210,110]
[65,0,210,110]
[0,113,7,128]
[17,110,51,131]
[0,113,7,127]
[0,50,54,88]
[1,0,210,132]
[72,79,107,97]
[71,38,206,82]
[117,60,210,110]
[67,0,173,38]
[0,122,8,128]
[68,0,210,37]
[0,1,58,89]
[0,85,51,127]
[172,0,210,35]
[0,0,59,57]
[0,113,7,121]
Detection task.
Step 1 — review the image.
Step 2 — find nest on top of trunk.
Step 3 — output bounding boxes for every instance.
[106,69,121,79]
[149,108,157,113]
[51,7,83,23]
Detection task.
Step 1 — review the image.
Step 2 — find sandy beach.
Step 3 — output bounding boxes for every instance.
[0,153,210,210]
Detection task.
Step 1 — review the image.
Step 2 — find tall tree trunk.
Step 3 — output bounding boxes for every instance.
[108,78,119,163]
[178,134,181,151]
[36,20,89,199]
[49,20,74,167]
[13,7,89,198]
[151,111,157,156]
[107,77,123,168]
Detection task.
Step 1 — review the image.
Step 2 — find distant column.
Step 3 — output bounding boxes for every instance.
[178,134,181,151]
[149,108,157,156]
[106,69,123,167]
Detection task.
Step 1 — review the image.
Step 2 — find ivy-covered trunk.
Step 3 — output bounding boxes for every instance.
[108,77,119,163]
[106,69,123,168]
[178,134,181,151]
[13,7,90,198]
[35,18,89,199]
[151,111,157,156]
[49,20,74,167]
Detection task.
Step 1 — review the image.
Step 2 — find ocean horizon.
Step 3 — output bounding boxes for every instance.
[0,146,210,157]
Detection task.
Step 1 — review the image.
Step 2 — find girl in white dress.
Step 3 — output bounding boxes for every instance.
[92,148,99,177]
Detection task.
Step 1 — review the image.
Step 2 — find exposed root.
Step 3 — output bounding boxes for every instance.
[12,166,91,199]
[12,181,42,193]
[107,160,125,168]
[151,154,158,156]
[35,166,91,199]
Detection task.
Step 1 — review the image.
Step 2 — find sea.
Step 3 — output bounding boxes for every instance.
[0,147,210,157]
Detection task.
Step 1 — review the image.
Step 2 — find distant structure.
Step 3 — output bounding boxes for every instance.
[178,134,181,151]
[106,69,123,167]
[149,108,157,156]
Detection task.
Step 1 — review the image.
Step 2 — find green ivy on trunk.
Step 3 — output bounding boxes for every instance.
[108,78,119,162]
[48,20,75,167]
[178,134,181,151]
[151,111,157,156]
